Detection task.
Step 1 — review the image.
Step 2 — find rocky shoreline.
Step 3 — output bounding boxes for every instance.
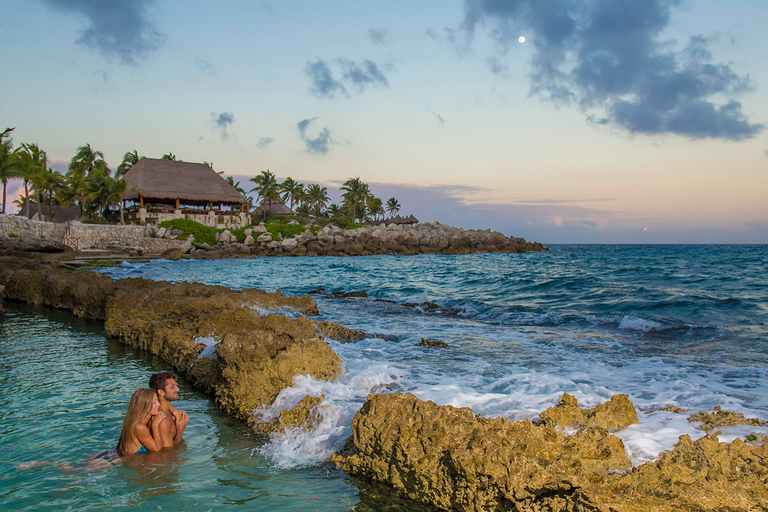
[1,255,766,511]
[0,213,547,258]
[159,220,547,258]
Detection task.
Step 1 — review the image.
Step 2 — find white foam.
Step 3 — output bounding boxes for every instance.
[195,336,219,359]
[618,315,664,332]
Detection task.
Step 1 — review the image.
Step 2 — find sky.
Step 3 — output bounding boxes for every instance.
[1,0,767,243]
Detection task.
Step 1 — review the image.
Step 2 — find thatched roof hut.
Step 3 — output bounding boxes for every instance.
[123,158,246,209]
[254,199,294,216]
[372,214,419,226]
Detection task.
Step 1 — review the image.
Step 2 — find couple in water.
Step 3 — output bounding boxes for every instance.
[18,371,189,472]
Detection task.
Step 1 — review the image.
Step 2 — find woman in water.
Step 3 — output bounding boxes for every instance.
[17,388,167,472]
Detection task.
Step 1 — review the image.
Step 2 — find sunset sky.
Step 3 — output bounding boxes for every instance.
[1,0,766,243]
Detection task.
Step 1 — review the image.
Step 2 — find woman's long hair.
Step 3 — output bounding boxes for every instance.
[117,388,155,455]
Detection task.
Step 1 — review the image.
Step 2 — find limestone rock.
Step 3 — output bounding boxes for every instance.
[243,235,255,246]
[688,405,766,431]
[419,338,449,347]
[334,393,631,512]
[336,393,768,512]
[257,234,273,243]
[160,248,184,260]
[0,237,73,254]
[539,393,639,431]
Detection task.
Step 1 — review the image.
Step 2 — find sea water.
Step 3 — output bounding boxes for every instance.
[3,245,767,510]
[98,245,768,469]
[0,303,361,511]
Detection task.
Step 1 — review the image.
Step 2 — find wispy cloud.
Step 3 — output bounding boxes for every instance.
[210,112,235,141]
[256,137,274,149]
[297,117,334,154]
[305,57,389,98]
[368,27,390,45]
[459,0,764,141]
[41,0,166,65]
[194,58,214,75]
[513,198,615,204]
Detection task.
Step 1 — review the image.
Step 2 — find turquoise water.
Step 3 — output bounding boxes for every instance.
[0,303,366,511]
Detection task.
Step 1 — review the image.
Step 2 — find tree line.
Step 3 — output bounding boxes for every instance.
[0,128,403,224]
[243,170,401,223]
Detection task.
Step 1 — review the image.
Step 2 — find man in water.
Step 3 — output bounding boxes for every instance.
[149,371,189,448]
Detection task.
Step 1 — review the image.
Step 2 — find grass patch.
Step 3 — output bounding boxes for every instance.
[157,219,219,246]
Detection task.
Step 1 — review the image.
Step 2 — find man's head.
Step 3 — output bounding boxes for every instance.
[149,371,179,402]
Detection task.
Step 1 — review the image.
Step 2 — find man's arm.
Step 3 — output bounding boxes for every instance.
[156,411,176,448]
[171,410,189,447]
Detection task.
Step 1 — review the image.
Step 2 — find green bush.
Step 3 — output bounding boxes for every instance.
[264,219,311,241]
[158,219,218,246]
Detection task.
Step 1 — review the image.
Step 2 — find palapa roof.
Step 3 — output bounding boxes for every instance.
[254,199,294,215]
[122,158,245,204]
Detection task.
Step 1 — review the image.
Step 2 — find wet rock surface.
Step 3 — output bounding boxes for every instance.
[539,392,639,431]
[688,405,767,431]
[335,393,768,512]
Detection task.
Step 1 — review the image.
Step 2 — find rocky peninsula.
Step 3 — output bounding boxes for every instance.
[1,252,766,512]
[0,214,547,258]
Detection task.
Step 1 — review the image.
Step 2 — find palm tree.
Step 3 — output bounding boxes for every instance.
[18,143,48,220]
[0,127,21,214]
[341,177,371,222]
[280,177,304,211]
[367,196,384,222]
[327,203,341,217]
[306,184,330,217]
[225,176,251,209]
[116,150,142,178]
[386,197,401,218]
[80,163,114,218]
[162,153,177,161]
[249,170,281,220]
[68,143,106,178]
[103,177,127,224]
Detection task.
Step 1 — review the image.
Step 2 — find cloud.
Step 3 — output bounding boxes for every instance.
[297,117,334,154]
[460,0,764,140]
[427,108,445,124]
[368,27,390,45]
[210,112,234,140]
[194,58,214,75]
[256,137,274,149]
[305,57,389,98]
[486,56,508,75]
[305,58,349,98]
[513,198,614,204]
[41,0,166,65]
[340,59,389,91]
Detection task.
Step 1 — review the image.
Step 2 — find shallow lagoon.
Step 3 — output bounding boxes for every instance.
[0,303,370,511]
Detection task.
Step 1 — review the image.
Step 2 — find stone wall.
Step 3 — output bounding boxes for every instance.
[0,214,183,254]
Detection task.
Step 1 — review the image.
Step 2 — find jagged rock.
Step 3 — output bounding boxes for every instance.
[155,227,167,238]
[257,234,272,243]
[253,224,267,234]
[688,405,766,431]
[193,241,213,251]
[178,240,193,254]
[539,393,639,431]
[281,238,298,251]
[419,338,449,347]
[334,393,632,512]
[160,248,184,260]
[0,258,116,318]
[314,320,369,343]
[243,235,255,246]
[0,237,73,254]
[336,393,768,512]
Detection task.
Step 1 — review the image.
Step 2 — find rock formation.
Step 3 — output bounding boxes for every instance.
[539,392,639,431]
[688,405,767,431]
[163,221,548,258]
[335,393,768,512]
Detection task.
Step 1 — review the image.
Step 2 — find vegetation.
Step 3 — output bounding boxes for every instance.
[0,127,408,229]
[157,218,219,246]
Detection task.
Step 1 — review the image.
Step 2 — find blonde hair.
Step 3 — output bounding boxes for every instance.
[117,388,155,455]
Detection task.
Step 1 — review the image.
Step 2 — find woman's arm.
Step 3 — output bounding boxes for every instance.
[134,414,166,452]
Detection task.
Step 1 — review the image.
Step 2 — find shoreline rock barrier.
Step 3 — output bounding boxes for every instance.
[0,214,547,258]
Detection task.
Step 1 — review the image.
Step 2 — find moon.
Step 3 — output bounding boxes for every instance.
[518,36,526,43]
